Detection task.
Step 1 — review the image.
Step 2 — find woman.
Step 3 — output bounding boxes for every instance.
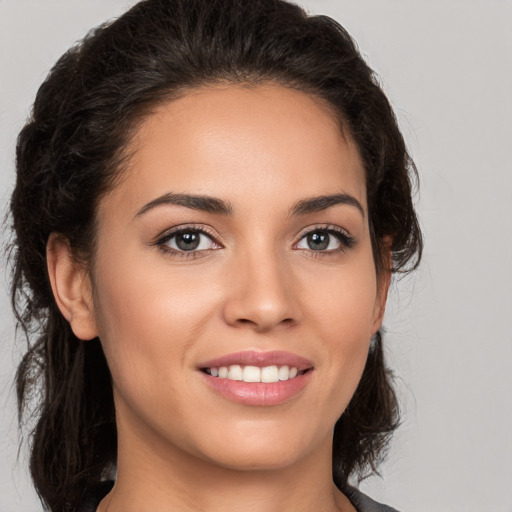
[9,0,422,511]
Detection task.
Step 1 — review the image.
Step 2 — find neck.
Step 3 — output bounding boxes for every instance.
[99,414,354,512]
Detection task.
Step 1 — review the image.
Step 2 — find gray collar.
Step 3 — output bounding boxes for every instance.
[343,484,401,512]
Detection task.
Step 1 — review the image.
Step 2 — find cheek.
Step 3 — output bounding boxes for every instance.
[308,252,379,340]
[90,247,219,394]
[90,256,226,451]
[305,254,378,409]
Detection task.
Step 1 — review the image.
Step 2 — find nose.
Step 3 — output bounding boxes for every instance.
[222,247,301,333]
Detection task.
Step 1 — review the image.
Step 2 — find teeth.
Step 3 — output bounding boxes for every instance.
[207,364,301,382]
[278,365,289,381]
[227,364,243,380]
[243,365,261,382]
[261,365,279,383]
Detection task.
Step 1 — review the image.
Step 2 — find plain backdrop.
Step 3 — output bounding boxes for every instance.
[1,1,511,511]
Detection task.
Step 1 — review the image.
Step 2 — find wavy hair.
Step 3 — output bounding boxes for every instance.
[9,0,422,510]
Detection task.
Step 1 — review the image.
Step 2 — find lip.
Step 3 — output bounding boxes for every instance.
[198,350,313,371]
[198,350,314,407]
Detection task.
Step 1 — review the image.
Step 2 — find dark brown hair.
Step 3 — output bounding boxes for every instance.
[9,0,422,510]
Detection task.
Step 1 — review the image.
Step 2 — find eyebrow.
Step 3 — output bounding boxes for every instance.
[135,192,364,218]
[136,193,234,217]
[290,193,364,218]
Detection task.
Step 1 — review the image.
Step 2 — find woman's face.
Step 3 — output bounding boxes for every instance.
[89,84,388,472]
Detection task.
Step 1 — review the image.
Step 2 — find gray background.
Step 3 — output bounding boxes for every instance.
[1,1,511,511]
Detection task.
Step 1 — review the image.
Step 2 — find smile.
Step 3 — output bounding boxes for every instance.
[198,351,314,406]
[203,365,304,382]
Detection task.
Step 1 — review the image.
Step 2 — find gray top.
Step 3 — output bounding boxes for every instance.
[344,485,401,512]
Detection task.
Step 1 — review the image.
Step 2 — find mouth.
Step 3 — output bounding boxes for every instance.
[197,351,314,406]
[201,364,309,382]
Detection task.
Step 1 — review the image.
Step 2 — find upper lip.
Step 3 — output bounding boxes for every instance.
[198,350,314,371]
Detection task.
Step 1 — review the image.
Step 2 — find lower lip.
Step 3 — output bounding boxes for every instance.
[200,371,313,406]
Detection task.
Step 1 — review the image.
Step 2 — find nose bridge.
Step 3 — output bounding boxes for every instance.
[223,236,299,331]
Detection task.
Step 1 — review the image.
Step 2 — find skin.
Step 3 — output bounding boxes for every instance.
[47,84,390,512]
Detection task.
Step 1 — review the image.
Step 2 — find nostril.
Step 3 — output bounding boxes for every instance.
[234,318,257,327]
[235,317,295,328]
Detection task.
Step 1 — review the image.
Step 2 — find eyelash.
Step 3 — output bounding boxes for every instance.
[154,224,355,260]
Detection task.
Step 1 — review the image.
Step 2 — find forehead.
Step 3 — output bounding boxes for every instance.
[103,84,367,217]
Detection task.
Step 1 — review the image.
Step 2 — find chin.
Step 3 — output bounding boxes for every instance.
[203,446,306,472]
[190,420,328,473]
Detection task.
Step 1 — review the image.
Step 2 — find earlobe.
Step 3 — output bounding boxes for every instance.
[46,234,98,340]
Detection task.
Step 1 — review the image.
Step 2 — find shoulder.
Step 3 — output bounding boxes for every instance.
[343,484,402,512]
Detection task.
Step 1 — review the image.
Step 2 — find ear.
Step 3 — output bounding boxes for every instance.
[371,236,393,334]
[46,233,98,340]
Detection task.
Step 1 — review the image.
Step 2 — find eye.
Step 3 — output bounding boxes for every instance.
[157,227,220,253]
[295,227,354,253]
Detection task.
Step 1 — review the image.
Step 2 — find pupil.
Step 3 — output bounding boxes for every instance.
[308,232,329,250]
[177,232,200,251]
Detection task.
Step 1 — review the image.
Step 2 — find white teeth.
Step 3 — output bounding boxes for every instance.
[278,365,289,381]
[261,365,279,383]
[207,364,301,382]
[227,364,243,381]
[243,366,261,382]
